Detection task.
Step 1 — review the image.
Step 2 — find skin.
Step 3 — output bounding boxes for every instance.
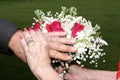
[8,29,77,62]
[20,29,62,80]
[8,29,119,80]
[64,65,117,80]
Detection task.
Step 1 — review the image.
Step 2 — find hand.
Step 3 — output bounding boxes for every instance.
[56,65,88,80]
[44,32,77,61]
[20,29,62,80]
[64,65,116,80]
[20,28,50,72]
[64,65,89,80]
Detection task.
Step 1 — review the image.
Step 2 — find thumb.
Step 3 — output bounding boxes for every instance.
[68,65,79,75]
[64,73,75,80]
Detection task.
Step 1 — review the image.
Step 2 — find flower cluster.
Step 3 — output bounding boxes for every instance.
[31,7,108,68]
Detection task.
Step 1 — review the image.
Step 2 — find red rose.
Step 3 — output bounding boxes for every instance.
[46,21,64,32]
[72,23,84,38]
[32,22,41,30]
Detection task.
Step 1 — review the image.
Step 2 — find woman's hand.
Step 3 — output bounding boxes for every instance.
[44,32,77,61]
[20,28,62,80]
[20,28,50,72]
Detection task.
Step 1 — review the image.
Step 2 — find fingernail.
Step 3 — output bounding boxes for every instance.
[28,27,33,31]
[36,29,41,31]
[71,39,76,43]
[24,28,27,32]
[72,47,77,52]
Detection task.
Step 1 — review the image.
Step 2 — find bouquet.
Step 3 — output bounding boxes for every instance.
[30,7,108,71]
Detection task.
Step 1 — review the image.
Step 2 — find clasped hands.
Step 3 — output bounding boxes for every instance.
[20,28,77,80]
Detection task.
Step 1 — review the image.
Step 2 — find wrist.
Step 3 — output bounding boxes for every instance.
[33,65,51,79]
[34,65,62,80]
[34,64,52,75]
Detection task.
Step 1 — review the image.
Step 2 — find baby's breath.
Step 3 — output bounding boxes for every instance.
[33,7,108,69]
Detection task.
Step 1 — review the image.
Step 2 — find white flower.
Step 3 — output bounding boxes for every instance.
[66,16,82,29]
[84,21,93,36]
[76,31,85,39]
[98,38,108,46]
[33,7,108,68]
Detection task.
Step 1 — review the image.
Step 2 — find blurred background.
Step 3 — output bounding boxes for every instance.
[0,0,120,80]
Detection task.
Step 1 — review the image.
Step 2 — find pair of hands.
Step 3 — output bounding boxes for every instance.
[20,28,77,80]
[10,28,116,80]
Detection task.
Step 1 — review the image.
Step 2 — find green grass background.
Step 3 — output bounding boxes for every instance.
[0,0,120,80]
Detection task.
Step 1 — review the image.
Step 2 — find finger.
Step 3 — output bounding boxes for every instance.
[36,30,49,53]
[49,50,72,60]
[36,29,46,41]
[47,36,76,44]
[23,28,35,46]
[28,28,39,42]
[36,30,50,59]
[19,35,29,56]
[56,66,64,74]
[44,32,67,37]
[23,28,35,54]
[23,28,31,40]
[64,73,74,80]
[49,42,77,53]
[28,29,43,55]
[68,65,82,75]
